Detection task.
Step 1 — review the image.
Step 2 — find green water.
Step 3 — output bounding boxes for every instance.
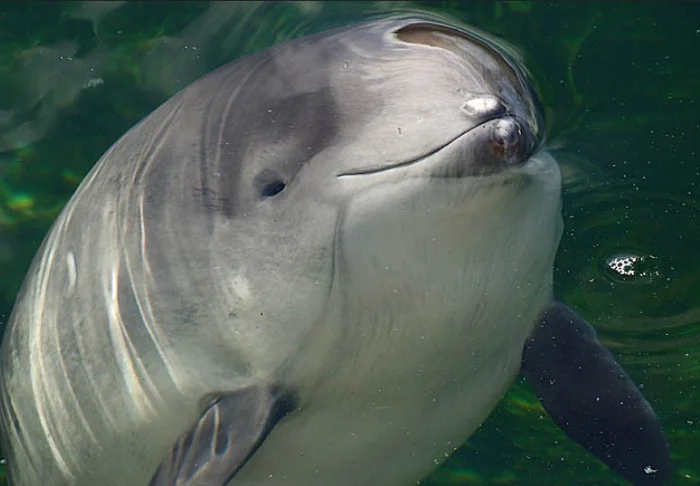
[0,1,698,484]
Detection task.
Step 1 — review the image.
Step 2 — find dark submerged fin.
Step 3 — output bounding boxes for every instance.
[149,385,296,486]
[521,302,671,485]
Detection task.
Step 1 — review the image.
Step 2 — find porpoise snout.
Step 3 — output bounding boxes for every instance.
[394,21,542,173]
[487,117,536,167]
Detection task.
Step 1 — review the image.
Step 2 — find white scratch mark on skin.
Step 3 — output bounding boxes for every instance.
[105,262,157,418]
[130,192,184,394]
[30,226,75,480]
[65,252,76,294]
[231,274,251,301]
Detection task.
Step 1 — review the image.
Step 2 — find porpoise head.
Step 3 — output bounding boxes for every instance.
[126,15,562,390]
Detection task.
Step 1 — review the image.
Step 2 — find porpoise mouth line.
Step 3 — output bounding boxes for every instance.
[336,116,503,178]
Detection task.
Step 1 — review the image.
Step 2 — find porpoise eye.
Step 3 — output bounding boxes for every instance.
[255,170,288,200]
[260,179,286,199]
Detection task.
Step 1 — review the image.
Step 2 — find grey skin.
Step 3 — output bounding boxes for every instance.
[0,16,669,486]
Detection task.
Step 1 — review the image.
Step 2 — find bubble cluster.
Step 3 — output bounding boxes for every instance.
[603,253,660,282]
[607,254,640,277]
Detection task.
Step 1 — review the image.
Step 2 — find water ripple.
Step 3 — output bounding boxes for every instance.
[556,180,700,378]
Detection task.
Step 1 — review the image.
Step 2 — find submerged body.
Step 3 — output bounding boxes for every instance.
[0,15,668,486]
